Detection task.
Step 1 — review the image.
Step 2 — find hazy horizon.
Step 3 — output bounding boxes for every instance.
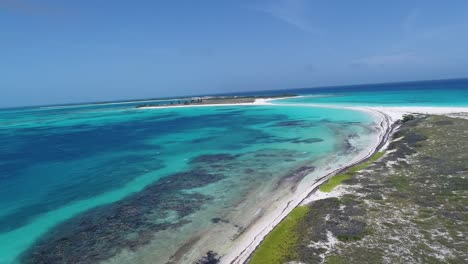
[1,77,466,109]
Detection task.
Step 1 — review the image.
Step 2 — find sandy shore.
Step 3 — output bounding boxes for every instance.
[365,106,468,122]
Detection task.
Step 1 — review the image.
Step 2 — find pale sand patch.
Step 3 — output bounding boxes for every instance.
[301,186,344,205]
[365,106,468,122]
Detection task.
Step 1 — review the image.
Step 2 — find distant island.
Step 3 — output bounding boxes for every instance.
[134,94,297,108]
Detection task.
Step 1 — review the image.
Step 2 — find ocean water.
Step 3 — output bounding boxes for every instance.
[0,103,378,264]
[1,79,466,264]
[245,79,468,107]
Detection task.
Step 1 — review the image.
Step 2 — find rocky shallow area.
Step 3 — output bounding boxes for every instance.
[249,115,468,264]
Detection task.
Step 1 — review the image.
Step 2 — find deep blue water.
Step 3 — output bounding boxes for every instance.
[218,78,468,99]
[0,102,375,264]
[0,78,467,264]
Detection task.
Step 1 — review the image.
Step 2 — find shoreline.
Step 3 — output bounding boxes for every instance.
[221,105,393,264]
[139,97,468,123]
[221,103,468,264]
[139,98,468,264]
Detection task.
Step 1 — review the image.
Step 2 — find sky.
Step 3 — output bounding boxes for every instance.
[1,0,468,107]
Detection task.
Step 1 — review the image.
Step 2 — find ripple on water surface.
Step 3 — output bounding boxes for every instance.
[0,104,378,264]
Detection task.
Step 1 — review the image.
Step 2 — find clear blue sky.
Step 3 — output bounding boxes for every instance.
[1,0,468,107]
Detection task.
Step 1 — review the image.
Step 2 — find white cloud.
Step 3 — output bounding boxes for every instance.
[251,0,316,33]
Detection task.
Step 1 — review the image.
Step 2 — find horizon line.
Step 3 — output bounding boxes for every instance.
[2,77,468,110]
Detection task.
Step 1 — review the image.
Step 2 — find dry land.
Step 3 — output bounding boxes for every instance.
[248,115,468,264]
[136,94,296,108]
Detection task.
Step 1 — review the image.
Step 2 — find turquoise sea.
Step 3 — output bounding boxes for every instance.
[0,79,467,264]
[269,78,468,107]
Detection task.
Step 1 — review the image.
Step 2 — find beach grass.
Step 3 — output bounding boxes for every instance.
[248,205,310,264]
[348,151,385,173]
[319,173,352,192]
[320,151,385,193]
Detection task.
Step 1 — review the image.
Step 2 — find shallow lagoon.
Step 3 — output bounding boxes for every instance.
[0,103,379,264]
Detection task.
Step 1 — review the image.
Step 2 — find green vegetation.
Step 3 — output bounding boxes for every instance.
[325,255,346,264]
[320,116,468,263]
[320,174,352,192]
[249,206,310,264]
[418,208,434,219]
[336,227,371,242]
[320,152,385,192]
[251,115,468,264]
[348,151,385,173]
[387,175,411,192]
[402,114,416,123]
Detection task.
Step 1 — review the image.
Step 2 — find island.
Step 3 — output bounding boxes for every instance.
[134,94,297,108]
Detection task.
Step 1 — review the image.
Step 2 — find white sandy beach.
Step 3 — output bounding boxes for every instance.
[262,97,468,122]
[365,106,468,122]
